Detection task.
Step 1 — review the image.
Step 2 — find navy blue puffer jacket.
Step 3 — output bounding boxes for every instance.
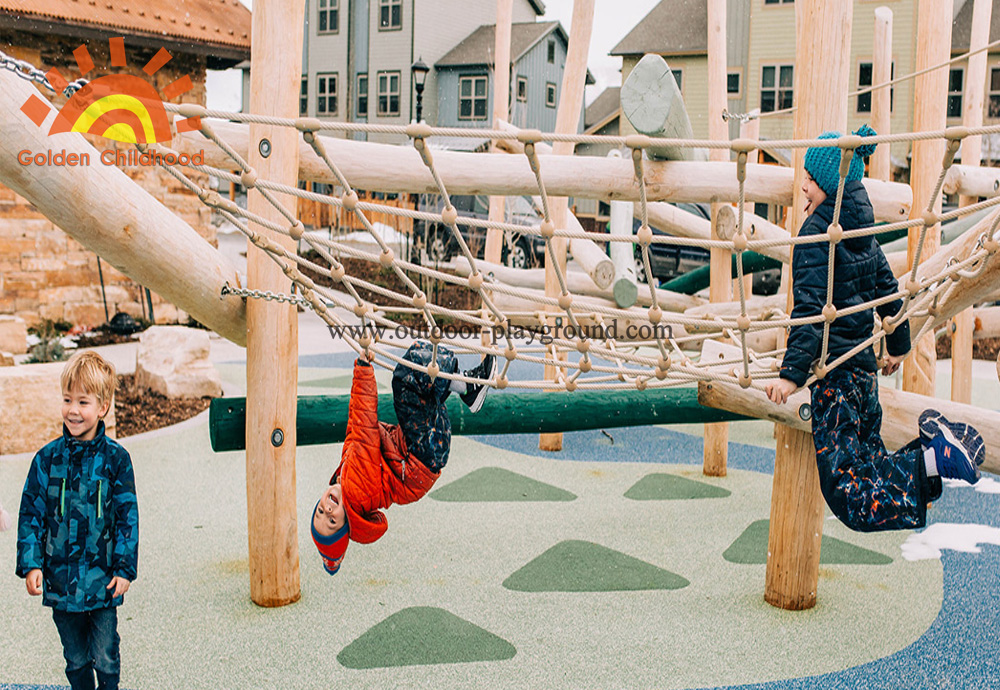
[780,180,911,387]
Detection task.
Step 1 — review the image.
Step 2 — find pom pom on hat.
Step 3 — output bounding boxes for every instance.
[311,502,349,575]
[804,124,878,197]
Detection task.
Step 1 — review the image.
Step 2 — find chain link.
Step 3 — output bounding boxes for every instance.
[0,49,89,97]
[220,284,314,308]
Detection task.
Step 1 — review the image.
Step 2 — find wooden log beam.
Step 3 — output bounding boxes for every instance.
[453,257,704,310]
[943,164,1000,198]
[175,122,912,217]
[698,381,1000,476]
[609,195,638,307]
[0,70,246,345]
[209,388,748,452]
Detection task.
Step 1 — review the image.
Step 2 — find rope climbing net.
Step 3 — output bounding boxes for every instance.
[11,48,1000,395]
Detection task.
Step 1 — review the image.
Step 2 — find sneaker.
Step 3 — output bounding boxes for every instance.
[459,354,498,413]
[928,428,981,484]
[919,409,985,468]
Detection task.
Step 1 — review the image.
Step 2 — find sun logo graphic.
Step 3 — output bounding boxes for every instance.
[19,37,202,144]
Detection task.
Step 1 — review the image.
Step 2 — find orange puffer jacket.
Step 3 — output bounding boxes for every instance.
[332,360,440,544]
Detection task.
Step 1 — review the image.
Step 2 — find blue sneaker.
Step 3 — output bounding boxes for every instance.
[928,426,981,484]
[919,409,985,468]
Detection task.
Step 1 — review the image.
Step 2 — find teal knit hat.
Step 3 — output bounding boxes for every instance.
[803,124,878,197]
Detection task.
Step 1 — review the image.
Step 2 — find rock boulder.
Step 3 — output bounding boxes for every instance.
[135,326,222,399]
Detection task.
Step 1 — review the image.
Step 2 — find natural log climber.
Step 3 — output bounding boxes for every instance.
[174,122,912,219]
[209,388,747,453]
[698,380,1000,476]
[943,164,1000,199]
[0,70,246,345]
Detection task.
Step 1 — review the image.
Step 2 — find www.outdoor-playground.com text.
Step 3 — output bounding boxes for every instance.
[327,321,673,345]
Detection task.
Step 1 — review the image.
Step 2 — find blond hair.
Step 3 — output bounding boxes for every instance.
[61,350,117,406]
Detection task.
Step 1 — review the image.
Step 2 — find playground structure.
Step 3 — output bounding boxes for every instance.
[2,0,1000,613]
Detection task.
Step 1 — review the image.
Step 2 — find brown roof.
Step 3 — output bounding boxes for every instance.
[951,0,1000,53]
[584,86,619,128]
[0,0,251,61]
[610,0,707,57]
[436,21,563,68]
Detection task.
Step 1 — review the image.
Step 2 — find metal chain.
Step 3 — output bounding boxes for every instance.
[0,49,89,97]
[220,284,314,308]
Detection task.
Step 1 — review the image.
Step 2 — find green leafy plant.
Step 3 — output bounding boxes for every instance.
[26,319,73,363]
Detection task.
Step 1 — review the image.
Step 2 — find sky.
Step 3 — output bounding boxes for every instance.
[206,0,662,112]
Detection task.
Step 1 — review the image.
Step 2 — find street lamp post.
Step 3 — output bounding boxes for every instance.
[411,57,429,123]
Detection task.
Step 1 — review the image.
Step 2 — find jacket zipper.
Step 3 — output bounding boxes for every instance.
[59,478,66,518]
[97,480,103,519]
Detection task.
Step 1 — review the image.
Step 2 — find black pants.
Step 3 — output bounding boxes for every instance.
[391,341,457,472]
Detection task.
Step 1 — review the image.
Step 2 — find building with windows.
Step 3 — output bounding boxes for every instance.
[611,0,1000,172]
[270,0,548,143]
[434,21,591,133]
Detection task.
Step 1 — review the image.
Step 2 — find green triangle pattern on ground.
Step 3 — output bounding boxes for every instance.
[337,606,516,669]
[624,473,732,500]
[723,519,893,565]
[431,467,577,502]
[503,540,689,592]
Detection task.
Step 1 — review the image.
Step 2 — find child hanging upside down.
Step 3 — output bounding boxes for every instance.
[312,341,497,574]
[765,125,985,533]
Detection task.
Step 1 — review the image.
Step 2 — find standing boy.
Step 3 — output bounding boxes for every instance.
[765,126,985,532]
[16,351,139,690]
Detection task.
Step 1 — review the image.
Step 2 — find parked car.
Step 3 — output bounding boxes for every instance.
[415,194,547,269]
[632,203,712,284]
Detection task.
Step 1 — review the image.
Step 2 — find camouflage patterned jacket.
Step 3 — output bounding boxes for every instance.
[16,422,139,612]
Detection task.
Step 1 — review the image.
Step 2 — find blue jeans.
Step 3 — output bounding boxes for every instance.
[391,342,457,472]
[52,607,120,690]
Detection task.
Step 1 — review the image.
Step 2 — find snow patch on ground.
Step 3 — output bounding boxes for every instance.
[901,522,1000,561]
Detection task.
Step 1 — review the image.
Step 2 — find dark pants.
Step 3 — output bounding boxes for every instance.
[810,368,936,533]
[392,341,457,472]
[51,607,120,690]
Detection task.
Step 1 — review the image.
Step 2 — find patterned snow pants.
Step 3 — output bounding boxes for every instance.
[392,341,458,472]
[810,368,938,533]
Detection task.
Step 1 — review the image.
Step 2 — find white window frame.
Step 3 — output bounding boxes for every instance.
[988,66,1000,119]
[379,0,403,31]
[317,0,339,34]
[726,69,741,98]
[856,60,894,114]
[947,67,964,119]
[300,76,308,116]
[377,71,400,117]
[458,75,489,121]
[317,72,338,116]
[516,75,527,103]
[545,81,557,108]
[760,64,794,113]
[356,73,368,117]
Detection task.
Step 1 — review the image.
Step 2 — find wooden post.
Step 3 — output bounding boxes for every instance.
[245,0,306,607]
[540,0,594,452]
[952,0,992,405]
[870,7,893,182]
[609,157,638,308]
[704,0,730,477]
[903,0,952,398]
[766,0,853,611]
[485,0,513,267]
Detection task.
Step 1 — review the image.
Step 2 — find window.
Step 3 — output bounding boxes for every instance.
[516,76,527,102]
[356,73,368,117]
[459,75,488,120]
[764,0,794,4]
[545,82,556,108]
[948,67,964,118]
[377,71,400,116]
[989,67,1000,118]
[670,68,683,92]
[547,39,555,64]
[379,0,402,30]
[317,73,338,115]
[857,61,894,114]
[727,71,741,96]
[318,0,339,34]
[300,76,308,116]
[760,64,793,113]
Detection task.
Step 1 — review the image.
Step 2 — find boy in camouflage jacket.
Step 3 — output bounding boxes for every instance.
[16,351,139,690]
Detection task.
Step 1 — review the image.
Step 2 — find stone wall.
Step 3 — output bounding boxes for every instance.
[0,31,216,330]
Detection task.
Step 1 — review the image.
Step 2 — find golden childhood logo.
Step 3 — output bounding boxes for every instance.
[19,36,202,145]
